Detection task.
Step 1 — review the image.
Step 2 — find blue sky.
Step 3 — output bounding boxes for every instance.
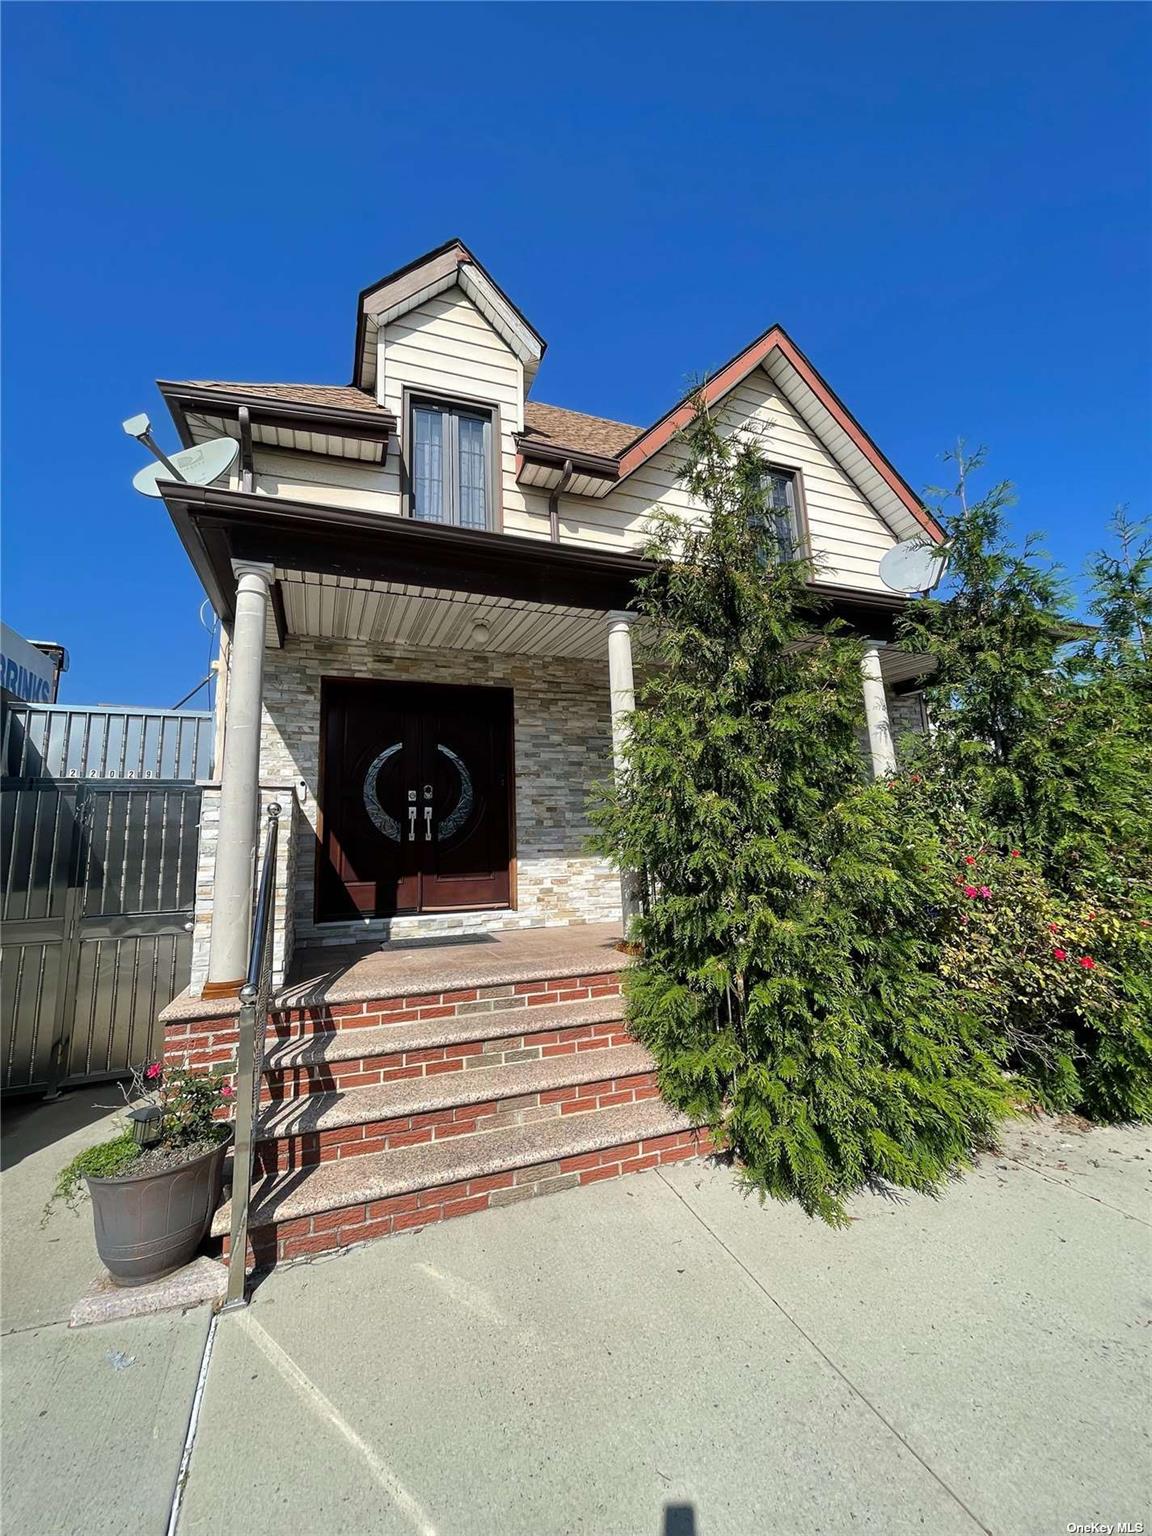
[3,2,1149,707]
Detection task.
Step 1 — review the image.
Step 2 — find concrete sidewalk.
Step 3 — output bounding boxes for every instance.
[1,1089,212,1536]
[176,1115,1151,1536]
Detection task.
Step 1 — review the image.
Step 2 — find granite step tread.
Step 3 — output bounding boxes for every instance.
[213,1098,695,1236]
[257,1042,654,1140]
[263,995,627,1072]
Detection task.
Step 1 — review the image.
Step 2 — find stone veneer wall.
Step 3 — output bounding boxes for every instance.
[259,639,624,949]
[187,645,928,989]
[189,784,297,998]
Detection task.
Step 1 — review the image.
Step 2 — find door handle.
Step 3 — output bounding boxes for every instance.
[424,806,433,841]
[407,805,417,842]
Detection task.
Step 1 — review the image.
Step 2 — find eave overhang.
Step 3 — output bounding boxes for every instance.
[514,442,620,499]
[159,383,396,465]
[158,484,652,625]
[159,484,917,647]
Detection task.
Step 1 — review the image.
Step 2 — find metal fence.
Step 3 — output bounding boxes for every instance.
[1,704,213,1094]
[3,702,214,782]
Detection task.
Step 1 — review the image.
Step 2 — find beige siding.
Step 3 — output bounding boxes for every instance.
[250,447,398,515]
[552,368,899,590]
[227,310,899,591]
[378,286,557,538]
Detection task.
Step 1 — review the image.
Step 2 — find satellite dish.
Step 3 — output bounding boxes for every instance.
[878,538,950,595]
[131,437,239,498]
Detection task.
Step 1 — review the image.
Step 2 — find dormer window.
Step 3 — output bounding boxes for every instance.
[410,399,494,531]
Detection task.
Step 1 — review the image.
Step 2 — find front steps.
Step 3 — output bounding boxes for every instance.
[163,959,709,1268]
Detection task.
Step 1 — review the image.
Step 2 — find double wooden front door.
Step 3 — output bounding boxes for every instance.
[319,681,513,921]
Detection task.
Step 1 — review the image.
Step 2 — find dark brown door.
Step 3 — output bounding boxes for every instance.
[318,681,512,922]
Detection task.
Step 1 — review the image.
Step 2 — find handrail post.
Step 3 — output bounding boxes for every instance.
[223,986,258,1308]
[221,801,280,1311]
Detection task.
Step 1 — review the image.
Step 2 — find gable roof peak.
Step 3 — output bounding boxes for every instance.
[353,238,544,392]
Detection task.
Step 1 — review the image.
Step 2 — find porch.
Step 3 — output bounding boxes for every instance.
[283,918,627,1010]
[162,482,927,1003]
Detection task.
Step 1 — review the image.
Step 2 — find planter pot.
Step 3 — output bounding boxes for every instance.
[86,1133,231,1287]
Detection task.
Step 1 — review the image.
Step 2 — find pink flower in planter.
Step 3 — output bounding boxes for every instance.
[963,885,979,898]
[1079,955,1096,970]
[979,886,992,899]
[144,1062,163,1082]
[1052,948,1068,962]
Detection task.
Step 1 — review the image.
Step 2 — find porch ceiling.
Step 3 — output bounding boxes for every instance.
[268,569,933,679]
[273,570,612,659]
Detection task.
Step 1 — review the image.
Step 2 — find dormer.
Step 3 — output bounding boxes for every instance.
[354,239,545,432]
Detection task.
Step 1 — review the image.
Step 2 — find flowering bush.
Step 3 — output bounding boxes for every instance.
[932,850,1152,1120]
[48,1061,234,1212]
[149,1063,235,1147]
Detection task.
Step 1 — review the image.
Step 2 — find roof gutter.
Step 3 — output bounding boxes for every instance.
[157,383,396,442]
[518,440,620,481]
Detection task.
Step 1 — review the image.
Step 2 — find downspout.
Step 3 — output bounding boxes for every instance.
[237,405,254,493]
[548,459,574,543]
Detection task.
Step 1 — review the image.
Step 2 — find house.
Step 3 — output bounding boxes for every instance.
[156,239,941,1267]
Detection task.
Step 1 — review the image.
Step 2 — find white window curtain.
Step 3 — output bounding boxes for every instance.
[411,402,491,530]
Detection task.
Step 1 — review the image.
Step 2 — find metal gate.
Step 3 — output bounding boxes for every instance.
[1,705,213,1094]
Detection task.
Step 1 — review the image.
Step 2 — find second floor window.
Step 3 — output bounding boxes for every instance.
[411,401,492,530]
[756,467,802,560]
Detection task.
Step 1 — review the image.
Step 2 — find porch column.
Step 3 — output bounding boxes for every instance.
[205,561,274,995]
[607,610,641,927]
[860,640,898,779]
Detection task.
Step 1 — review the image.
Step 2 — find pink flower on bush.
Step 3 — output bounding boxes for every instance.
[1052,948,1068,962]
[1079,956,1096,970]
[144,1062,163,1082]
[978,886,992,899]
[1010,849,1021,858]
[221,1084,236,1099]
[963,885,979,898]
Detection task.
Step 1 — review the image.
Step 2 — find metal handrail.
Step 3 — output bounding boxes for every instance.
[223,801,281,1309]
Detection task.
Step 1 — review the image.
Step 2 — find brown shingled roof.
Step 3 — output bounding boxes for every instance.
[179,381,388,415]
[173,383,642,462]
[520,401,640,460]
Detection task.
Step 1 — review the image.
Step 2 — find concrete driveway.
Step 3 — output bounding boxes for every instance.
[3,1100,1149,1536]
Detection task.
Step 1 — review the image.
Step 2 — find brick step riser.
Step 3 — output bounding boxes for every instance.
[225,1127,711,1267]
[262,1018,635,1103]
[271,975,625,1042]
[254,1071,661,1176]
[164,973,624,1077]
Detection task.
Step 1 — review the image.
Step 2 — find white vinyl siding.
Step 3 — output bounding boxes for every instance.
[381,287,530,534]
[231,291,903,590]
[551,370,901,590]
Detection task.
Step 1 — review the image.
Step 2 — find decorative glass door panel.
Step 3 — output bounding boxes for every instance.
[319,681,512,921]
